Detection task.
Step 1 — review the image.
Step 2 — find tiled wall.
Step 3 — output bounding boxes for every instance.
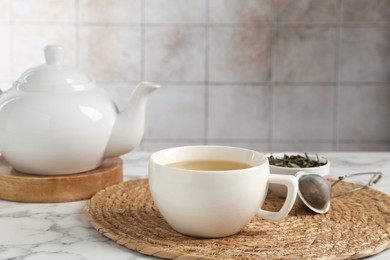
[0,0,389,152]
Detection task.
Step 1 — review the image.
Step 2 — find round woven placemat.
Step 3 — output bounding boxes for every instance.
[87,178,390,259]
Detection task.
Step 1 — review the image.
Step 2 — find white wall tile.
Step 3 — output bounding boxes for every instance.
[210,0,272,24]
[340,28,390,83]
[144,84,206,140]
[272,85,334,140]
[79,0,141,24]
[145,26,206,82]
[274,28,337,83]
[271,141,333,152]
[0,25,10,80]
[207,140,270,152]
[337,85,390,141]
[145,0,206,24]
[11,0,76,23]
[141,140,206,152]
[342,0,390,24]
[276,0,338,24]
[337,142,390,152]
[208,85,270,140]
[0,0,10,22]
[209,27,271,83]
[79,25,141,81]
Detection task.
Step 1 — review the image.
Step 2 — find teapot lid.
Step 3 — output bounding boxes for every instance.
[16,45,92,91]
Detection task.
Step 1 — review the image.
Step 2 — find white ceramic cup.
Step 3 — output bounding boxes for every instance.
[148,146,298,238]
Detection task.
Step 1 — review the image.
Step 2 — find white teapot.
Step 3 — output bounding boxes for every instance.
[0,45,159,175]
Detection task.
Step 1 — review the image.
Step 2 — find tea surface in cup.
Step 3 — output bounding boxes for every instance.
[167,160,251,171]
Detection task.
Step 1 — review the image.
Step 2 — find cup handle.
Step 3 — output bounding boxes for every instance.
[256,174,298,221]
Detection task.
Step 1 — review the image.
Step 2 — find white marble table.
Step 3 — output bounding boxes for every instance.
[0,152,389,260]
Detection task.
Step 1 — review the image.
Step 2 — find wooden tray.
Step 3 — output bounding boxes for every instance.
[0,155,123,203]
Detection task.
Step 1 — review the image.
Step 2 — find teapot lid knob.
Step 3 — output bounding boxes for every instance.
[45,45,64,65]
[15,45,92,92]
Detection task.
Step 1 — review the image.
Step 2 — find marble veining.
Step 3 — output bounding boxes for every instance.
[0,151,389,260]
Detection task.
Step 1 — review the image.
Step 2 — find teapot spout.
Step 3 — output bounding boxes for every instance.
[104,81,159,158]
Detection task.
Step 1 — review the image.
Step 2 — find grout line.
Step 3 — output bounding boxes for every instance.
[142,23,390,28]
[141,0,146,80]
[4,21,390,28]
[75,0,80,68]
[8,0,14,80]
[204,0,210,145]
[333,0,343,151]
[140,0,146,151]
[86,79,390,86]
[142,138,348,143]
[142,138,390,144]
[268,0,281,152]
